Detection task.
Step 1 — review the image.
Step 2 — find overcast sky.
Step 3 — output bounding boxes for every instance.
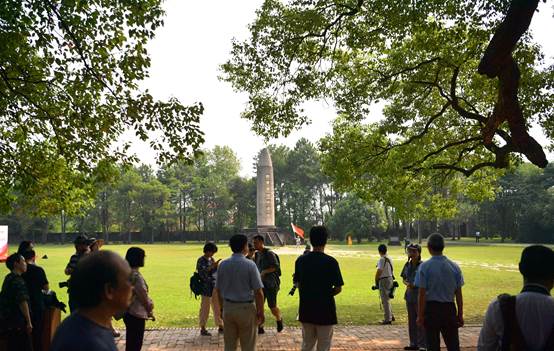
[134,1,554,177]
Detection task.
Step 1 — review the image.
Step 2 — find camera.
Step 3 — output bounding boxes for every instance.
[289,286,297,296]
[59,281,69,288]
[388,281,399,299]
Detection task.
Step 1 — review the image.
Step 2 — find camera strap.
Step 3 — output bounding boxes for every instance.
[384,257,396,280]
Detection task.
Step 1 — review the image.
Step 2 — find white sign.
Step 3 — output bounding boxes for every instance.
[0,226,8,261]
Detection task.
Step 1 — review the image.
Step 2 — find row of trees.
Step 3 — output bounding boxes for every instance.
[3,137,552,243]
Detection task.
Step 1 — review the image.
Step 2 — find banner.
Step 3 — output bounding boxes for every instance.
[0,226,8,262]
[290,223,305,239]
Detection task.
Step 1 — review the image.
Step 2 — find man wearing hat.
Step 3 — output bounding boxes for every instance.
[401,244,426,350]
[478,245,554,350]
[64,234,93,312]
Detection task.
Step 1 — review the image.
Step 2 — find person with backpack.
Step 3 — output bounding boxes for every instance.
[375,244,395,324]
[196,242,223,336]
[478,245,554,351]
[253,235,283,334]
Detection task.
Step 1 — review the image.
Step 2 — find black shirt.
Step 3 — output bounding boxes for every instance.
[294,251,344,325]
[22,263,48,317]
[254,248,280,289]
[0,272,29,324]
[50,313,117,351]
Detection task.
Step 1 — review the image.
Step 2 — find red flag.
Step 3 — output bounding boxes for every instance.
[290,223,305,239]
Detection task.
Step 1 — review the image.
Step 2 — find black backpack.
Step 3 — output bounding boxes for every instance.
[189,272,203,299]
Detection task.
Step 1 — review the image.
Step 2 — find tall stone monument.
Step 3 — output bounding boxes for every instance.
[257,148,275,228]
[243,148,291,246]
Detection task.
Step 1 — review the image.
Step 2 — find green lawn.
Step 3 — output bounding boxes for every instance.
[2,242,539,328]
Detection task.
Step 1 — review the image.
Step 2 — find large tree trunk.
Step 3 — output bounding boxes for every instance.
[478,0,547,168]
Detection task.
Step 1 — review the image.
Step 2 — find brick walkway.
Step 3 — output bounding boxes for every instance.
[115,325,480,350]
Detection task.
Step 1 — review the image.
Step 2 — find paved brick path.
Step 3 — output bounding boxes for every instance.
[115,325,480,350]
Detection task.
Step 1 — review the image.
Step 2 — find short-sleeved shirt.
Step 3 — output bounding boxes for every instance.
[22,263,48,317]
[294,251,344,325]
[0,272,30,323]
[254,248,280,290]
[66,252,86,273]
[377,255,393,278]
[50,313,116,351]
[400,260,422,303]
[478,287,554,351]
[216,253,263,302]
[196,256,216,297]
[415,255,464,302]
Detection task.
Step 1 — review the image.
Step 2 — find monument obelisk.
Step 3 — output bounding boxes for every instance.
[256,148,275,228]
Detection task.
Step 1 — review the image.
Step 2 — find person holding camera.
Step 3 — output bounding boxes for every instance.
[294,226,343,351]
[415,233,464,351]
[63,235,93,312]
[400,244,426,350]
[196,242,223,336]
[375,244,395,324]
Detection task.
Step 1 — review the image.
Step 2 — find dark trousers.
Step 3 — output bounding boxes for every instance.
[7,330,33,351]
[407,301,426,348]
[123,313,146,351]
[31,312,43,351]
[424,302,459,351]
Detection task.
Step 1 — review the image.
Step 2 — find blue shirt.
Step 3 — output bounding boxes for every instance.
[216,253,264,302]
[50,313,116,351]
[415,255,464,303]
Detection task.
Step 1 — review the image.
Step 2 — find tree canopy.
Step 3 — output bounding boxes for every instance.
[222,0,554,178]
[0,1,204,205]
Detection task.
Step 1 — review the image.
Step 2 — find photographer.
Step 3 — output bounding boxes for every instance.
[63,235,93,312]
[374,244,395,324]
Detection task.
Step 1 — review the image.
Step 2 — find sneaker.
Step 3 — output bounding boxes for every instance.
[218,326,224,334]
[258,326,265,334]
[380,320,392,325]
[200,329,211,336]
[276,319,284,332]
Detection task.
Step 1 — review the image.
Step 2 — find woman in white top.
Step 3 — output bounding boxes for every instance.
[124,247,154,351]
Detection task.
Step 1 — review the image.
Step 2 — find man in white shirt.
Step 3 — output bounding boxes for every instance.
[375,244,395,324]
[478,245,554,351]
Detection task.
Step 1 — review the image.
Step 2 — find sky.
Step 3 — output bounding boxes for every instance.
[134,1,554,177]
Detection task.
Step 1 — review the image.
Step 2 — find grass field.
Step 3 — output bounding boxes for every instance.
[2,241,542,328]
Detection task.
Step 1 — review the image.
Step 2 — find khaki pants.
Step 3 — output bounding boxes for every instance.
[379,277,394,322]
[199,295,223,328]
[223,301,257,351]
[301,323,334,351]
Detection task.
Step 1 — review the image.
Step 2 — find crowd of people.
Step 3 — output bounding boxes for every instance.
[0,229,552,351]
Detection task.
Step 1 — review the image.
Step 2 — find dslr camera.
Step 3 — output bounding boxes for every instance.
[371,281,400,298]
